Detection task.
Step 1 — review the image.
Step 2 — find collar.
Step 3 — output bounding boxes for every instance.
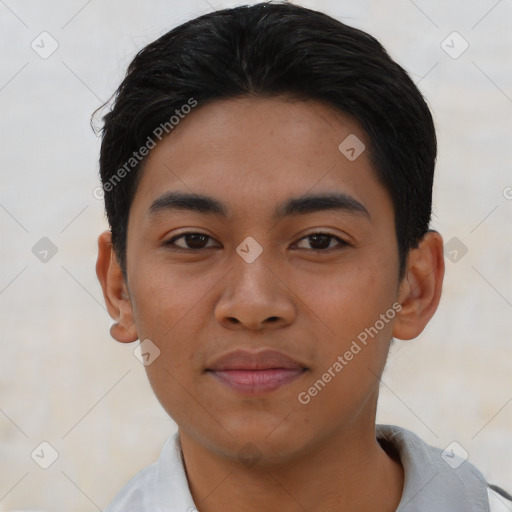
[376,424,490,512]
[106,424,492,511]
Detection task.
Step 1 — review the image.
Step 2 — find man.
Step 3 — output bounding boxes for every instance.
[95,2,511,510]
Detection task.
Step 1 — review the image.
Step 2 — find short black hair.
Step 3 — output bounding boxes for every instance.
[94,1,437,278]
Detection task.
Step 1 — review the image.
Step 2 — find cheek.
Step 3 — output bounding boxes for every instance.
[295,269,396,425]
[295,258,397,343]
[291,255,398,406]
[128,262,213,390]
[128,260,211,339]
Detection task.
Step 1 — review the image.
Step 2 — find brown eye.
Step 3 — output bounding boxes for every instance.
[164,232,217,250]
[295,233,348,252]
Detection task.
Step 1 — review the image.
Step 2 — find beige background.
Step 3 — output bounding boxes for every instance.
[0,0,511,510]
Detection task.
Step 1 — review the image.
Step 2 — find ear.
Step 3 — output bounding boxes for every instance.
[392,230,445,340]
[96,230,138,343]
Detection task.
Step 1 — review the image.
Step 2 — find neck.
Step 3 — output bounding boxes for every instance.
[178,422,404,512]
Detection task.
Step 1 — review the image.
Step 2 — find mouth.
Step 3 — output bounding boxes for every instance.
[205,349,309,394]
[207,368,308,393]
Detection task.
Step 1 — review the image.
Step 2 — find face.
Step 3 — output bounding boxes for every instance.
[114,96,406,462]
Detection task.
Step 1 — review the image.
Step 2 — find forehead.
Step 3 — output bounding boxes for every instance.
[129,96,392,222]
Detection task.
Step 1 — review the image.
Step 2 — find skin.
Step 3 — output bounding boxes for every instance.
[96,96,444,512]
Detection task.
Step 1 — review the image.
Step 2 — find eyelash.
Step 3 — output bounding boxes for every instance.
[163,232,349,253]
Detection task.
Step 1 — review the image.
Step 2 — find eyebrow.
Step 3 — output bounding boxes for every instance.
[148,191,370,220]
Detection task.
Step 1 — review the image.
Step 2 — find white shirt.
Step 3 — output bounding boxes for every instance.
[105,424,510,512]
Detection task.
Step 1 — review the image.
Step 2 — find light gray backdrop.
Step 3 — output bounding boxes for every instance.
[0,0,511,510]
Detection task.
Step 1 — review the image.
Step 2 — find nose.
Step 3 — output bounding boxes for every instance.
[214,252,296,331]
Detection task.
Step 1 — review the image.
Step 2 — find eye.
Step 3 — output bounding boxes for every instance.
[163,232,219,250]
[163,231,349,252]
[294,233,349,252]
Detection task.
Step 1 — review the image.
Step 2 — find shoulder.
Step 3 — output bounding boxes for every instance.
[376,424,512,512]
[105,460,160,512]
[488,484,512,512]
[105,433,197,512]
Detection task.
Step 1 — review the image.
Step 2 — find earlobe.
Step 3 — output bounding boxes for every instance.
[392,230,445,340]
[96,230,138,343]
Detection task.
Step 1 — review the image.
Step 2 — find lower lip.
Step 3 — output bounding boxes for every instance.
[208,368,306,394]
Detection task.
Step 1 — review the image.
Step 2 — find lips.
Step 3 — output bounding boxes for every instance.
[206,349,308,394]
[207,349,306,371]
